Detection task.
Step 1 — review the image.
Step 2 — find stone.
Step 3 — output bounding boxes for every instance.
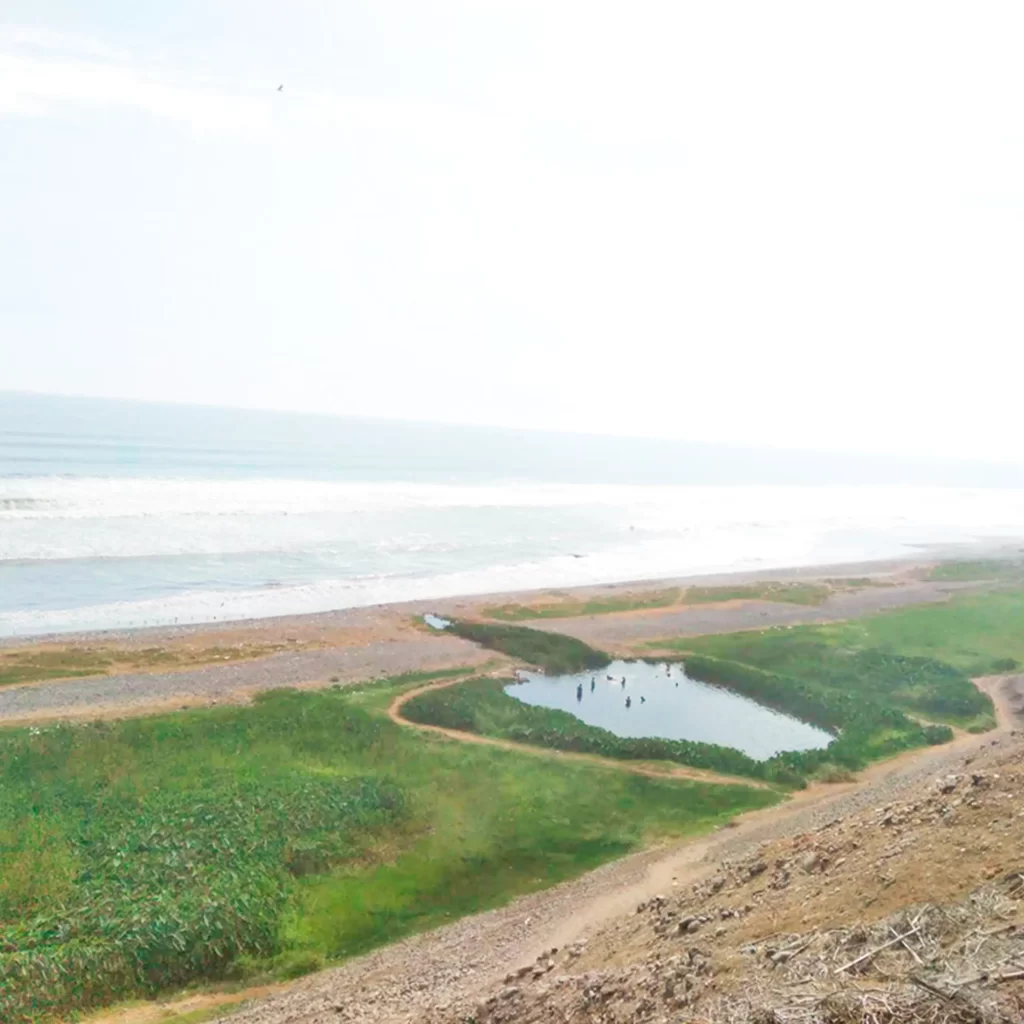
[800,851,824,873]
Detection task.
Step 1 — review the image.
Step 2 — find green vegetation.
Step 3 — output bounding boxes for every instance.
[480,578,892,621]
[679,645,986,729]
[0,679,770,1023]
[683,582,835,606]
[814,587,1024,680]
[401,670,951,789]
[426,590,1016,788]
[666,587,1024,724]
[0,647,111,687]
[681,653,954,763]
[447,619,609,674]
[484,588,681,621]
[0,644,291,689]
[652,589,1020,735]
[926,559,1024,582]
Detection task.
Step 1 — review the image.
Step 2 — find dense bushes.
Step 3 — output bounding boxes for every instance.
[0,693,406,1023]
[402,655,957,793]
[681,655,844,731]
[677,631,992,729]
[680,654,954,775]
[448,620,609,674]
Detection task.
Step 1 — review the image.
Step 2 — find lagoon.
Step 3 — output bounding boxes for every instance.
[505,659,832,760]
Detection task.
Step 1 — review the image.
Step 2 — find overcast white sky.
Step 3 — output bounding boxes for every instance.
[2,2,1023,460]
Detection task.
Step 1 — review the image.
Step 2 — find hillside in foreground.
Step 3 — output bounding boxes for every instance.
[220,673,1023,1024]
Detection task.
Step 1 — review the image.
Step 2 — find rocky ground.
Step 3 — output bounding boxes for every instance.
[1,565,981,725]
[211,678,1024,1024]
[0,631,489,725]
[456,732,1024,1024]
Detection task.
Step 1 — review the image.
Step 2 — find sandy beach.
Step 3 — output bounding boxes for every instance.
[0,552,999,726]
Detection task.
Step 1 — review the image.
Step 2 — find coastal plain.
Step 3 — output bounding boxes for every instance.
[2,555,1024,1024]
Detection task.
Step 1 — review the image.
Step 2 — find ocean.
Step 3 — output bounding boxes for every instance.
[3,391,1024,639]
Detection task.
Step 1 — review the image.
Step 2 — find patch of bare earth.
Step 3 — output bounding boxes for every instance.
[0,631,490,726]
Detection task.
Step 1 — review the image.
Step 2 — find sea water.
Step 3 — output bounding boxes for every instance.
[4,391,1024,638]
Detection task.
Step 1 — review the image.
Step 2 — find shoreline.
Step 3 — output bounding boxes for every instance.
[0,544,1005,651]
[0,548,1005,726]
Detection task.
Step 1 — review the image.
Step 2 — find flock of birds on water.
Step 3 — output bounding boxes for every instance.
[515,664,678,711]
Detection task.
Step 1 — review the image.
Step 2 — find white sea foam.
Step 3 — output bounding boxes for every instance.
[3,477,1024,563]
[3,475,1024,636]
[7,394,1024,638]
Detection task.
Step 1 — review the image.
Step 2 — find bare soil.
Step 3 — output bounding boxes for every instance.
[0,632,490,726]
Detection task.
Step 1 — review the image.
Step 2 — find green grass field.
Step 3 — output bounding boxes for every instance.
[0,644,290,689]
[484,588,681,621]
[655,588,1021,733]
[446,619,609,674]
[0,676,772,1023]
[480,579,891,621]
[926,559,1024,583]
[682,582,834,605]
[0,647,112,687]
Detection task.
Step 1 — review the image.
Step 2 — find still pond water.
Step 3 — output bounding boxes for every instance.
[505,660,832,760]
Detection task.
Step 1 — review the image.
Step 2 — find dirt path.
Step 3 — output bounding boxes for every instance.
[386,675,774,789]
[196,675,1023,1024]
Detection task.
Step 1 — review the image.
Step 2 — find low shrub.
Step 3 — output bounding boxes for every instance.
[448,620,609,674]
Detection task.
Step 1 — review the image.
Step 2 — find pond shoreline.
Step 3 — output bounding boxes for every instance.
[507,660,833,760]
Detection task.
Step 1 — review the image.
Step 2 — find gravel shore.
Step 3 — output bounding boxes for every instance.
[0,634,489,724]
[524,579,981,649]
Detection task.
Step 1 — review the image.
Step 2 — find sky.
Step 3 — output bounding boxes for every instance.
[2,2,1024,462]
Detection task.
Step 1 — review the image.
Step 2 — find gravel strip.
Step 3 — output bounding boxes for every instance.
[526,581,981,647]
[0,635,489,722]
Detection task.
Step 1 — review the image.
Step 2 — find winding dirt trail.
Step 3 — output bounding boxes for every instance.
[386,675,774,790]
